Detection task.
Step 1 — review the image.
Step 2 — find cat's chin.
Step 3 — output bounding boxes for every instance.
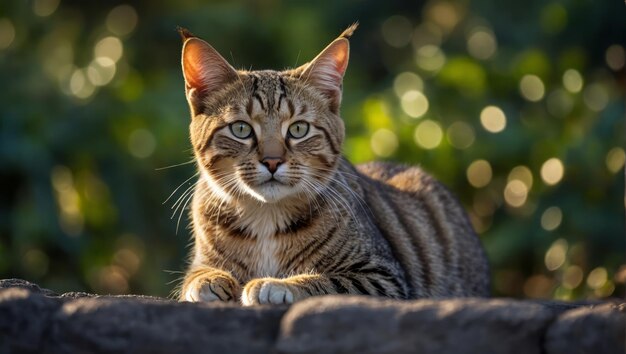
[244,180,298,204]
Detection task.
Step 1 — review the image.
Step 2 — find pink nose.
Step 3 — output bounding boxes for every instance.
[261,157,283,174]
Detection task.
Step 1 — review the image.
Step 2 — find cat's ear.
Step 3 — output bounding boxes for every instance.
[180,29,238,116]
[296,24,357,113]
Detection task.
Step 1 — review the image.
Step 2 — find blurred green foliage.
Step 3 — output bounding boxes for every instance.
[0,0,624,300]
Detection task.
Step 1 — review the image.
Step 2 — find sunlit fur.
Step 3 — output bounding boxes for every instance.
[178,25,490,305]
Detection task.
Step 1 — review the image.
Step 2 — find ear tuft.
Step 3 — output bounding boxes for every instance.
[177,26,196,41]
[297,33,351,112]
[340,22,359,39]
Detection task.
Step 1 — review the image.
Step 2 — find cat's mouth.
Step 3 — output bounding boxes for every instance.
[260,176,285,185]
[249,177,295,203]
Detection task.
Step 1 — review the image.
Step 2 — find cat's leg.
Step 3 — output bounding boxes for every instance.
[180,265,242,302]
[241,271,407,305]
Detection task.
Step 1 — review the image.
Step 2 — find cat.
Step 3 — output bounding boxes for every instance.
[177,24,490,305]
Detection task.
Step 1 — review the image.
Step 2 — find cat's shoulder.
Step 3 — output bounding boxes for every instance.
[352,160,439,194]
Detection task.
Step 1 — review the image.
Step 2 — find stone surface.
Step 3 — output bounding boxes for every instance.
[545,303,626,354]
[0,278,58,296]
[45,297,286,354]
[0,288,62,353]
[0,280,286,354]
[276,295,557,354]
[0,279,623,354]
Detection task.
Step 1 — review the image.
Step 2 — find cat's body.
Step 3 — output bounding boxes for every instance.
[178,25,490,305]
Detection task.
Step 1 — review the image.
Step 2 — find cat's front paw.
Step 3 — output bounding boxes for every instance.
[181,268,241,303]
[242,278,296,306]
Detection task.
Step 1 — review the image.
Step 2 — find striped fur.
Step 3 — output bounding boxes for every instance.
[178,25,490,305]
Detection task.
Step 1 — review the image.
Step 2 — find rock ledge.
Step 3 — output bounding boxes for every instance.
[0,279,623,354]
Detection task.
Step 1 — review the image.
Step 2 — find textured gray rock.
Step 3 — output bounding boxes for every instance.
[0,288,62,353]
[0,279,623,354]
[0,278,58,296]
[44,297,286,354]
[545,303,626,354]
[0,280,286,354]
[276,295,557,354]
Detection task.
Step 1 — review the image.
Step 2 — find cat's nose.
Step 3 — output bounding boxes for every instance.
[261,157,284,174]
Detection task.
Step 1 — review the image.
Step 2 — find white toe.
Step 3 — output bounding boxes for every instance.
[268,285,286,304]
[184,287,198,302]
[285,289,294,304]
[258,282,271,304]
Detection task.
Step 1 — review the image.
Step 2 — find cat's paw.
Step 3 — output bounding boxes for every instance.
[181,268,241,302]
[242,278,296,306]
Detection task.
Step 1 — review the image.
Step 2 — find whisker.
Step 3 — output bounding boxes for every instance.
[176,190,195,235]
[171,181,199,211]
[297,179,323,222]
[163,173,199,205]
[307,167,372,218]
[304,170,363,223]
[299,178,342,225]
[155,160,196,171]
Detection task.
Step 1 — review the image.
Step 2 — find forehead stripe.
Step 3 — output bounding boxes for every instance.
[253,93,266,111]
[250,75,267,111]
[287,99,295,117]
[277,77,287,111]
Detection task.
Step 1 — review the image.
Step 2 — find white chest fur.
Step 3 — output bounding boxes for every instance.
[253,235,280,277]
[235,204,294,278]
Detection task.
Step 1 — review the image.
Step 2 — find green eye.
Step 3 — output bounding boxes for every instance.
[229,121,253,139]
[288,121,310,139]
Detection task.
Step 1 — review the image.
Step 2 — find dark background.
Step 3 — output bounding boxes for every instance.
[0,0,624,300]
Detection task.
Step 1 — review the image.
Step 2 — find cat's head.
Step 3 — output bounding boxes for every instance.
[180,25,356,204]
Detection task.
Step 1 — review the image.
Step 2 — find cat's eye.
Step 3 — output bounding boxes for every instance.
[229,121,253,139]
[288,121,310,139]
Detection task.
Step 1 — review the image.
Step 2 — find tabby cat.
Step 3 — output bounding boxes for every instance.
[178,24,490,305]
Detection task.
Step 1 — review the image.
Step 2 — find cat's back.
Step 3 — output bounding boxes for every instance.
[352,160,490,297]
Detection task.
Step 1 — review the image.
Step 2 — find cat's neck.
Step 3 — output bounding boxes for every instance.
[194,176,324,239]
